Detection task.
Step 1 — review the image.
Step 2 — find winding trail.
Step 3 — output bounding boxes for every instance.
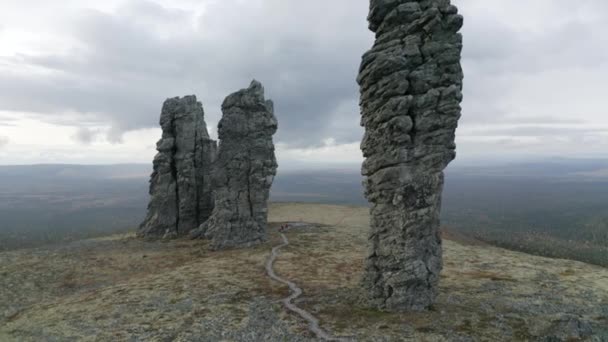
[265,233,351,341]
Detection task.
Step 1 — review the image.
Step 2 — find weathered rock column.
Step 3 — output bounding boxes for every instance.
[197,80,278,249]
[357,0,463,311]
[138,96,217,239]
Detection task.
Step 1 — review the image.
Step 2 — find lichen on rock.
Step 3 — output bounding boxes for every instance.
[193,80,278,250]
[357,0,464,311]
[138,96,217,239]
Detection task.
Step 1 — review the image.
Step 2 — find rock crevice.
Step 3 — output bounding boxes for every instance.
[358,0,463,311]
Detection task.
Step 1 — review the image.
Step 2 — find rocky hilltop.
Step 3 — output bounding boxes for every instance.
[1,204,606,341]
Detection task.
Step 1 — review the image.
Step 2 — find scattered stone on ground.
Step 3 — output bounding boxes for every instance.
[138,95,217,239]
[2,204,607,341]
[357,0,464,311]
[194,80,278,250]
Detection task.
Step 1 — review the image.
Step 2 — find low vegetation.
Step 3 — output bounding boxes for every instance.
[2,204,606,341]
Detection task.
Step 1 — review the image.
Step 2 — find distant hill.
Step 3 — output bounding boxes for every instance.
[0,159,607,266]
[0,164,150,251]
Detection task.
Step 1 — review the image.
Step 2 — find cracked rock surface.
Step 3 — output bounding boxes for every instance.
[138,96,217,239]
[195,80,278,250]
[357,0,464,311]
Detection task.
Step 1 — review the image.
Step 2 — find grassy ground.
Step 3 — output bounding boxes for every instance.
[1,203,607,341]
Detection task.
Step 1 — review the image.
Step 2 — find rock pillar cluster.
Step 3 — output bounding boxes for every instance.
[138,96,217,239]
[357,0,464,311]
[197,80,278,250]
[140,81,277,250]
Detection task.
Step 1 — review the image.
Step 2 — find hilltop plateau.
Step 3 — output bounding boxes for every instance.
[1,203,607,341]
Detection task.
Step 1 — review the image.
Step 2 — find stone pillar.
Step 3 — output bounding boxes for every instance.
[198,80,278,250]
[138,96,217,239]
[357,0,463,311]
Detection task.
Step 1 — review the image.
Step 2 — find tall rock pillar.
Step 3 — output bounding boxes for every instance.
[138,96,217,239]
[197,80,278,250]
[357,0,464,311]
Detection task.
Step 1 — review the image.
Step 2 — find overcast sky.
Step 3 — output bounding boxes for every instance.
[1,0,607,167]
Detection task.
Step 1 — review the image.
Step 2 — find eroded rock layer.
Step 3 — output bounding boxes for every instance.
[357,0,463,311]
[138,96,217,239]
[197,80,278,249]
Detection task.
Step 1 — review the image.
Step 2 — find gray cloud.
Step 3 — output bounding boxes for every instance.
[468,126,608,137]
[458,0,608,128]
[0,114,17,127]
[0,0,607,155]
[495,116,585,125]
[72,127,99,145]
[0,0,371,147]
[0,136,8,148]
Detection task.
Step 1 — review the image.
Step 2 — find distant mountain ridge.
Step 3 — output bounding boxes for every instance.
[0,159,607,267]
